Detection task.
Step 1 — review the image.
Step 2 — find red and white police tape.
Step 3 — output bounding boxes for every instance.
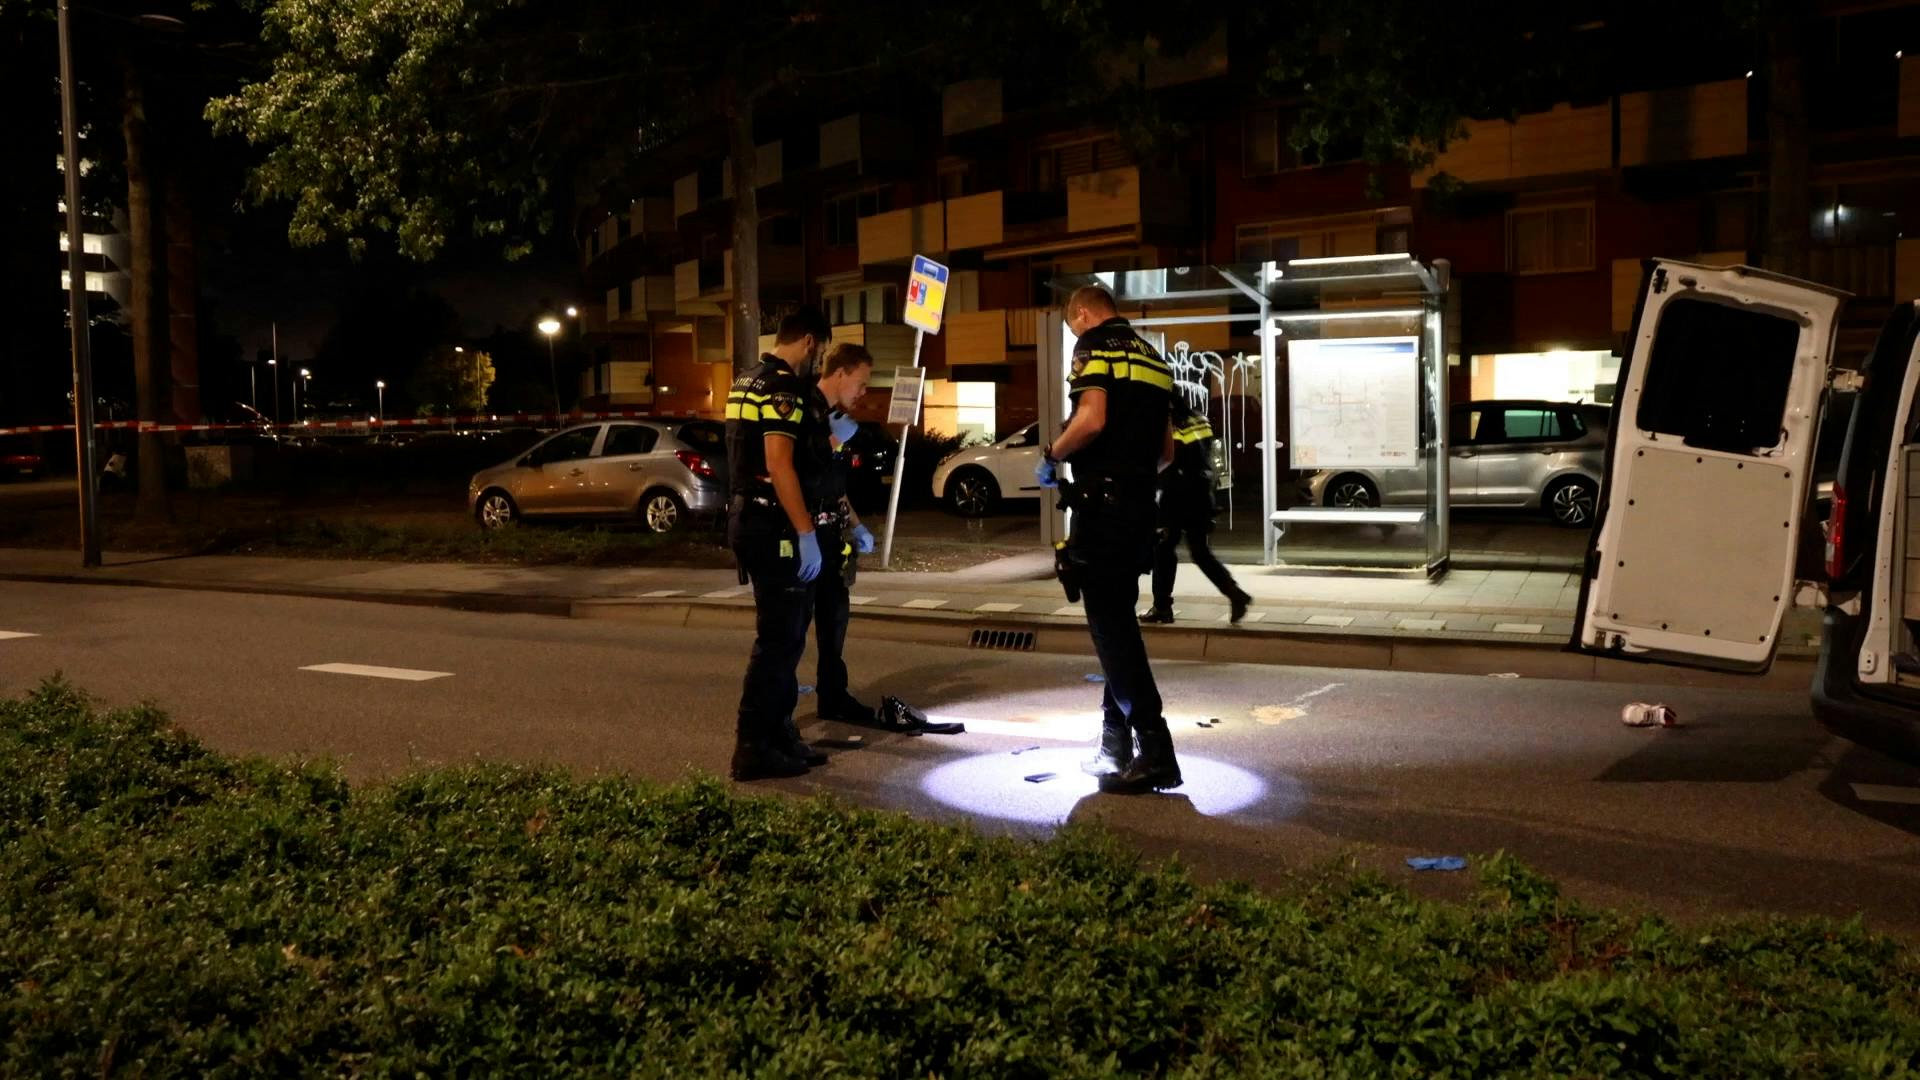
[0,409,706,438]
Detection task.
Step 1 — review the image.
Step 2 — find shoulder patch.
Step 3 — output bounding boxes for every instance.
[771,393,799,419]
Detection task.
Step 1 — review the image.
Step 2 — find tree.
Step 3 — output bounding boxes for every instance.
[406,346,494,417]
[209,1,1204,373]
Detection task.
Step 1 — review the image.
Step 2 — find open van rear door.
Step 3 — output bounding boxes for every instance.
[1574,260,1847,673]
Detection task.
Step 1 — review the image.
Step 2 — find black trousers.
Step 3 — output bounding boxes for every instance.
[812,523,852,703]
[1151,514,1243,610]
[731,528,816,748]
[1068,489,1166,741]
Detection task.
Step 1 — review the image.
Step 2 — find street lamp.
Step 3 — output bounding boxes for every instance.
[538,317,563,417]
[564,306,578,319]
[58,0,99,567]
[295,367,311,424]
[375,380,386,428]
[267,357,279,424]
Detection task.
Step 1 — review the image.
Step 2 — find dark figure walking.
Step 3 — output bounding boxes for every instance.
[725,307,833,781]
[1037,285,1182,795]
[1143,400,1252,625]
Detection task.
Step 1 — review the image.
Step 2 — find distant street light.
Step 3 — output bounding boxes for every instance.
[375,380,386,428]
[267,357,279,424]
[294,367,311,423]
[565,305,578,319]
[453,345,464,353]
[538,317,563,416]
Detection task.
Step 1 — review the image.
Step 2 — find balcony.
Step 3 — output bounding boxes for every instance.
[674,246,805,313]
[1417,103,1611,187]
[859,203,946,265]
[947,191,1004,251]
[831,322,918,368]
[1619,80,1747,167]
[943,307,1050,365]
[819,112,912,173]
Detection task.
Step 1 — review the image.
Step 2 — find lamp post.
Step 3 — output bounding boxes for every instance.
[538,317,562,417]
[267,357,279,424]
[294,367,310,425]
[375,380,385,429]
[58,0,99,568]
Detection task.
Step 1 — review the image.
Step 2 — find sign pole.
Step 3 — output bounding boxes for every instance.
[878,328,924,569]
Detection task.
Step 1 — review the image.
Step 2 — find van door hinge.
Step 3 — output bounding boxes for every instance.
[1830,370,1865,394]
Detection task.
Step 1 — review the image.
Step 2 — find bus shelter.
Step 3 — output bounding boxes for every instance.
[1041,255,1455,577]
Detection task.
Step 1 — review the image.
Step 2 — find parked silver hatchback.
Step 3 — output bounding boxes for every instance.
[1304,400,1610,527]
[468,420,726,533]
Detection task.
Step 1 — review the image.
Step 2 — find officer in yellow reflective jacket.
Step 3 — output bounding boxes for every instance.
[1143,399,1252,625]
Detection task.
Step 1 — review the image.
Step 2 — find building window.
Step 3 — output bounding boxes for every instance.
[1244,108,1285,177]
[824,285,898,326]
[1029,135,1130,191]
[1508,205,1594,274]
[939,162,974,199]
[826,188,893,247]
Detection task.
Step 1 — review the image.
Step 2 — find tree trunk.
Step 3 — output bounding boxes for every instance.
[724,58,761,376]
[123,57,170,521]
[1764,19,1811,281]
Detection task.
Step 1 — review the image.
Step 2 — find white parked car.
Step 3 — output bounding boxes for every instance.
[931,424,1046,516]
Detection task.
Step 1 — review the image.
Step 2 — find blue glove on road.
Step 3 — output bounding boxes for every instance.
[852,523,876,554]
[796,531,822,583]
[829,411,859,444]
[1036,456,1059,489]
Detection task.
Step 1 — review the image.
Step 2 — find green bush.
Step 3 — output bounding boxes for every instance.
[2,681,1917,1077]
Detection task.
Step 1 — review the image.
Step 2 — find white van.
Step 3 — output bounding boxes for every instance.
[1574,258,1920,765]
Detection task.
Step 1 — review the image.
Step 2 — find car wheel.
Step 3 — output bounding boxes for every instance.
[946,469,1000,517]
[1546,476,1598,528]
[476,489,519,530]
[641,489,686,534]
[1324,474,1379,509]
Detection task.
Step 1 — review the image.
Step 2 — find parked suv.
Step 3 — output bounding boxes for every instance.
[1574,258,1920,766]
[1304,400,1610,527]
[468,420,724,533]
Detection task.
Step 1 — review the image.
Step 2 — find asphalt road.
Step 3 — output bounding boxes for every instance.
[3,580,1916,934]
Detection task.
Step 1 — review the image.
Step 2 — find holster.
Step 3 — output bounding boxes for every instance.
[1053,540,1080,603]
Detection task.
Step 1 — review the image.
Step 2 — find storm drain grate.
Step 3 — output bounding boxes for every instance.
[969,628,1036,652]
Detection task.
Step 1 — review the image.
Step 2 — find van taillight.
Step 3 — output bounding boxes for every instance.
[1826,483,1847,580]
[676,450,715,478]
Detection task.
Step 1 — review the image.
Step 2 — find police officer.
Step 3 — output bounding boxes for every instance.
[1036,286,1182,795]
[1143,398,1252,625]
[725,307,833,781]
[807,342,878,725]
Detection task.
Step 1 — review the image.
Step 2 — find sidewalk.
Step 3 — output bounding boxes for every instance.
[0,546,1821,682]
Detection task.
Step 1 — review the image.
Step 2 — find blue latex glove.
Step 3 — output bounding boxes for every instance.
[852,523,875,554]
[829,411,858,445]
[795,531,822,583]
[1035,456,1059,489]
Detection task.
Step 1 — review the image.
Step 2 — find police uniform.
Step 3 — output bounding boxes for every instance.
[805,381,862,718]
[724,355,818,769]
[1061,315,1182,791]
[1149,401,1250,619]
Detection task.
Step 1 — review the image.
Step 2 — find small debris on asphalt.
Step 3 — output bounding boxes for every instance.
[1487,673,1522,679]
[798,684,814,694]
[1621,702,1679,728]
[1011,745,1043,755]
[1084,673,1105,684]
[1252,705,1304,724]
[1406,856,1468,872]
[1023,772,1058,784]
[1195,720,1214,728]
[1208,717,1223,725]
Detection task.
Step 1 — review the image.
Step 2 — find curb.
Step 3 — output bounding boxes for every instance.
[5,571,1816,693]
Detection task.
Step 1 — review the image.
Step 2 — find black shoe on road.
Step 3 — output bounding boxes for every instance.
[1140,605,1176,624]
[730,743,810,781]
[1098,754,1184,795]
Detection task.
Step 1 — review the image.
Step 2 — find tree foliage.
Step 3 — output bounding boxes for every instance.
[407,345,494,416]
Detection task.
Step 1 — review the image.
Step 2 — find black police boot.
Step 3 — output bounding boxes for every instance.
[1140,605,1176,624]
[1228,590,1253,625]
[1098,722,1182,794]
[1080,720,1135,777]
[730,741,810,781]
[816,692,877,725]
[781,714,829,767]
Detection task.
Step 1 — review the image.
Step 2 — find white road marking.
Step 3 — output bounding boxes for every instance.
[640,589,683,598]
[702,587,750,599]
[1398,618,1447,631]
[1851,783,1920,805]
[300,663,453,682]
[1494,623,1545,634]
[902,598,947,610]
[0,631,39,641]
[974,602,1022,613]
[1284,682,1344,708]
[1306,615,1354,628]
[849,596,878,605]
[1052,605,1082,617]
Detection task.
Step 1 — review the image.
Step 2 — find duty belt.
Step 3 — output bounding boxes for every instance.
[813,509,849,528]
